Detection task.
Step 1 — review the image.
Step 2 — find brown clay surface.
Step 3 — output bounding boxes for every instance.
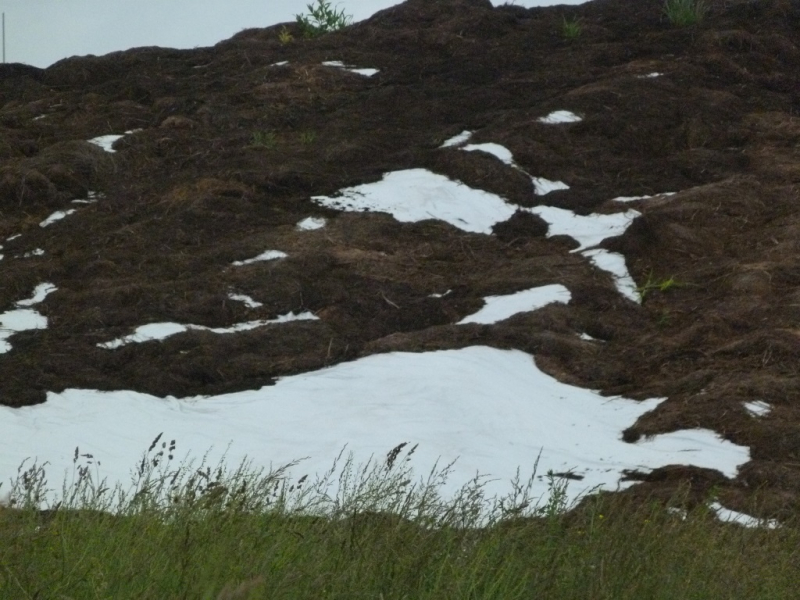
[1,0,799,517]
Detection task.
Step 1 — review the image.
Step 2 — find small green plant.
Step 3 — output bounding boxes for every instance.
[637,272,680,303]
[295,0,353,38]
[299,131,317,145]
[561,16,583,41]
[278,26,294,44]
[663,0,708,26]
[250,130,278,149]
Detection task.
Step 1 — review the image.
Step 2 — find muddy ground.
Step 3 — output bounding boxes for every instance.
[1,0,799,516]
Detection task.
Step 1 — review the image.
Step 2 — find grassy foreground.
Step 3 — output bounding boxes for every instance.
[1,442,798,599]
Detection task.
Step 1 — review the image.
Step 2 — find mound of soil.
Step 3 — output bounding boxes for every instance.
[1,0,799,516]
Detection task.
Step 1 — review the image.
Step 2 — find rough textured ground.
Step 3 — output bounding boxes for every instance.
[1,0,799,517]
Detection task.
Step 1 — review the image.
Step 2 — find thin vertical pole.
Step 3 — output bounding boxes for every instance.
[2,13,5,64]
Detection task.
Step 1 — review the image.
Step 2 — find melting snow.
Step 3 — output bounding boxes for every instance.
[637,72,663,78]
[321,60,379,77]
[232,250,288,265]
[0,346,749,508]
[40,209,77,227]
[228,294,263,308]
[88,134,125,153]
[16,283,57,307]
[0,285,54,353]
[6,234,21,241]
[612,192,676,203]
[98,311,319,349]
[531,177,570,195]
[440,130,473,148]
[709,502,780,529]
[430,290,452,298]
[88,131,139,152]
[538,110,582,124]
[0,311,48,353]
[270,61,289,66]
[296,217,326,231]
[582,249,640,303]
[526,205,640,252]
[312,168,517,234]
[457,284,571,324]
[743,401,771,418]
[72,191,102,204]
[462,143,516,166]
[21,249,45,258]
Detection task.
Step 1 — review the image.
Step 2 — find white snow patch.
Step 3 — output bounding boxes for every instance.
[430,290,452,298]
[348,68,380,77]
[312,168,517,235]
[40,209,77,227]
[33,114,47,121]
[667,506,688,520]
[0,309,48,353]
[538,110,582,124]
[87,134,125,153]
[637,72,663,78]
[579,333,600,342]
[21,249,45,258]
[321,60,379,77]
[461,143,516,166]
[611,192,676,203]
[6,234,21,241]
[440,130,473,148]
[709,502,780,529]
[16,283,57,307]
[271,61,289,66]
[743,401,771,418]
[457,284,571,324]
[72,191,102,205]
[531,177,570,195]
[526,205,640,252]
[232,250,288,266]
[296,217,327,231]
[0,346,750,509]
[98,311,319,349]
[582,249,640,303]
[228,294,263,308]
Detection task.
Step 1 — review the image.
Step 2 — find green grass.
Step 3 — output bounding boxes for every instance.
[561,16,583,41]
[1,442,798,599]
[636,272,682,303]
[663,0,709,26]
[299,130,317,145]
[249,130,278,149]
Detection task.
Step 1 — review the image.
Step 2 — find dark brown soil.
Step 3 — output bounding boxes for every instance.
[1,0,799,517]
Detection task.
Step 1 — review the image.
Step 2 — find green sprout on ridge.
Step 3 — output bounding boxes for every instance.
[561,16,583,41]
[663,0,708,27]
[296,0,353,38]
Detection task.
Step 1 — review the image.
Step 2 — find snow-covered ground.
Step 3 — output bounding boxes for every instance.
[0,120,751,513]
[0,346,748,510]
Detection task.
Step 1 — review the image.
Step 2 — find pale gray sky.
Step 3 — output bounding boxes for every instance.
[0,0,585,68]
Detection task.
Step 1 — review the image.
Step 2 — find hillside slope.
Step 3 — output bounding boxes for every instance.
[1,0,799,515]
